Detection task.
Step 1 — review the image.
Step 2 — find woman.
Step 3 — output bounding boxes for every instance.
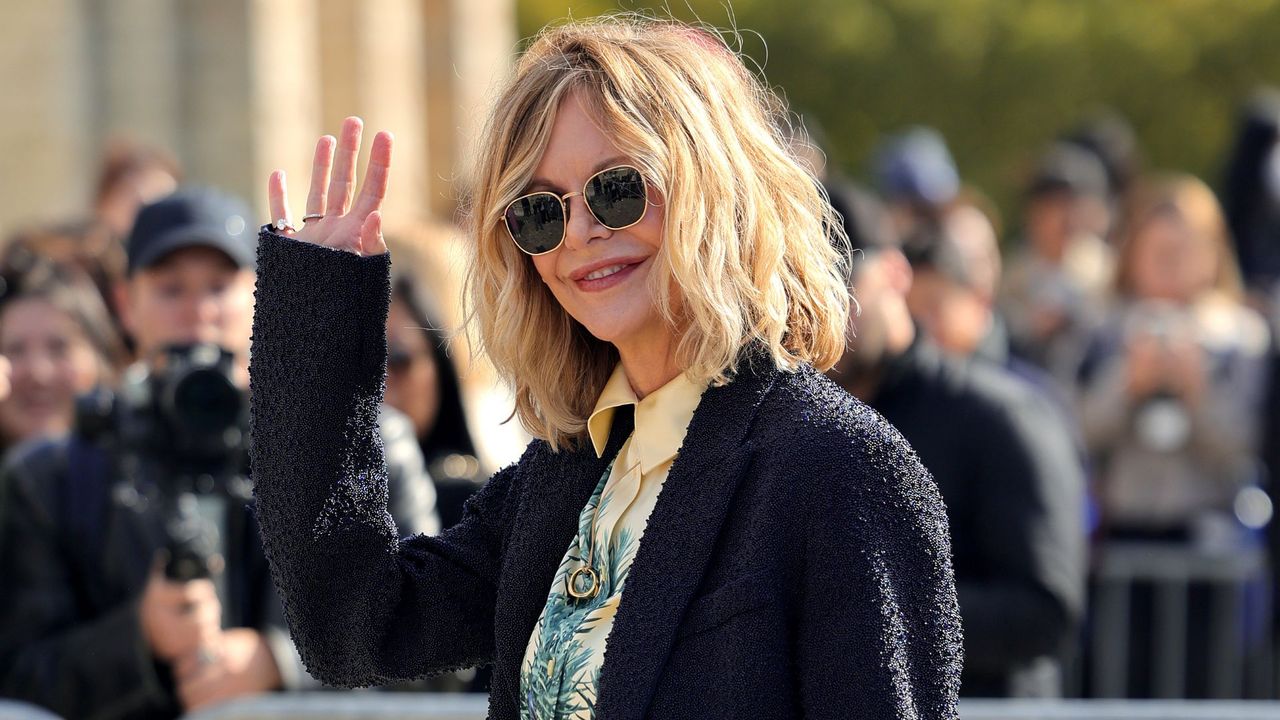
[0,261,125,452]
[386,271,488,530]
[1078,174,1270,540]
[251,18,960,719]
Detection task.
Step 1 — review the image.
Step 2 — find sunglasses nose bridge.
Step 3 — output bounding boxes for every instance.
[559,191,607,250]
[559,190,589,223]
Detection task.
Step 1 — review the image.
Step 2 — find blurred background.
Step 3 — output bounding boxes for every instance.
[3,1,1280,718]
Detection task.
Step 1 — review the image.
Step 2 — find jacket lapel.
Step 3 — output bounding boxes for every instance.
[594,359,781,720]
[488,411,635,717]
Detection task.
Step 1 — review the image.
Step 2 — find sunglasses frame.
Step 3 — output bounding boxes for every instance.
[502,164,649,256]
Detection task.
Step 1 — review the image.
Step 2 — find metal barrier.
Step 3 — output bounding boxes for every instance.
[8,695,1280,719]
[960,699,1280,719]
[1087,541,1273,699]
[186,694,490,720]
[0,701,60,720]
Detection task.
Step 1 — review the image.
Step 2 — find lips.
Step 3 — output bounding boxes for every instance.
[569,256,648,292]
[569,256,649,282]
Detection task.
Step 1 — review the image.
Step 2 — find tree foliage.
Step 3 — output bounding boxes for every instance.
[517,0,1280,229]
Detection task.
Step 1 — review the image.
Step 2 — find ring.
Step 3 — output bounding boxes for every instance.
[271,218,297,233]
[302,214,325,223]
[197,647,217,666]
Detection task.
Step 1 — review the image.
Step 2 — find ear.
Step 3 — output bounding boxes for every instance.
[113,280,137,339]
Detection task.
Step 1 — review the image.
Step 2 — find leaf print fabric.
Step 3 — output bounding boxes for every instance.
[521,459,643,719]
[519,365,706,720]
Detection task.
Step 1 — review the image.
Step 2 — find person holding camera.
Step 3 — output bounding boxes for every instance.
[0,188,439,719]
[1078,174,1271,541]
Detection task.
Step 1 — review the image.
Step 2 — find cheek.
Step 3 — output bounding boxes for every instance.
[63,345,101,390]
[529,254,574,312]
[405,365,432,403]
[530,254,560,288]
[134,295,177,329]
[637,196,665,252]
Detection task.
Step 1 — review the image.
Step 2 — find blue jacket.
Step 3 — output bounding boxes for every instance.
[248,230,962,719]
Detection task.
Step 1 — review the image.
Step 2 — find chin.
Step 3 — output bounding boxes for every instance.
[577,315,645,344]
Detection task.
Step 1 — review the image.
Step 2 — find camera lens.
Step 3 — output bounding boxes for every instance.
[171,367,242,437]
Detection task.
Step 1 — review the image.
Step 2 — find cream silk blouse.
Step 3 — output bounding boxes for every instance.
[519,365,705,719]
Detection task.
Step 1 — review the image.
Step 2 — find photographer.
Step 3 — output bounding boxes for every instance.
[0,188,439,719]
[1079,174,1270,540]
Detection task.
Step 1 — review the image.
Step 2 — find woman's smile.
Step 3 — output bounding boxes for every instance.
[569,256,649,292]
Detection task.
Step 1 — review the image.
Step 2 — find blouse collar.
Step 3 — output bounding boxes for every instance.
[587,364,706,474]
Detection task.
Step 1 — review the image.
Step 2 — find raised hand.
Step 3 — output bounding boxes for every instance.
[267,116,392,257]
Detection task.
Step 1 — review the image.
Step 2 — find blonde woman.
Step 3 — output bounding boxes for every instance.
[250,17,961,719]
[1080,174,1271,538]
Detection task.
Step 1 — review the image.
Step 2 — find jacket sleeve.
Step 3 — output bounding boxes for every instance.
[0,447,176,719]
[796,409,962,719]
[249,230,520,688]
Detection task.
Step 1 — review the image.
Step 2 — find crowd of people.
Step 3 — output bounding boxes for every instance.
[825,92,1280,699]
[0,76,1279,716]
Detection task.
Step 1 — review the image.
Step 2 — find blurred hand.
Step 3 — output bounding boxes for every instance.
[1166,339,1206,406]
[1125,332,1166,398]
[174,627,283,712]
[267,116,392,257]
[1028,305,1068,341]
[138,558,222,663]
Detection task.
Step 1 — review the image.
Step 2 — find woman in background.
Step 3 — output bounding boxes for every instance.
[386,272,488,530]
[1079,173,1270,542]
[0,261,126,453]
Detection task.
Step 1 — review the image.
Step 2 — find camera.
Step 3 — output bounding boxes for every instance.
[1123,301,1198,452]
[75,343,251,581]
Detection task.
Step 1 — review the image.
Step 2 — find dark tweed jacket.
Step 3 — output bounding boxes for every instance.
[249,230,962,719]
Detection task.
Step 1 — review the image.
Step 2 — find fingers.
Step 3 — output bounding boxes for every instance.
[359,211,388,257]
[306,135,336,218]
[174,648,211,683]
[326,117,364,217]
[177,662,227,711]
[267,171,293,235]
[352,131,393,219]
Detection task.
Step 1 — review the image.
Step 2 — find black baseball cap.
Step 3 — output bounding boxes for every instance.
[1027,142,1109,200]
[126,187,257,274]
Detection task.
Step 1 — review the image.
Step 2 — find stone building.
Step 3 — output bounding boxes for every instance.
[0,0,516,233]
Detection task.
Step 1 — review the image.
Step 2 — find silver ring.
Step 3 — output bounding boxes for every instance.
[301,214,325,223]
[271,218,297,233]
[197,647,217,666]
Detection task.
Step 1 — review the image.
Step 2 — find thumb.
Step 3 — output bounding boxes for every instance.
[359,211,388,257]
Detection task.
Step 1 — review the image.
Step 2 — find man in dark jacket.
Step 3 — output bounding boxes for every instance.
[827,182,1086,697]
[0,188,438,719]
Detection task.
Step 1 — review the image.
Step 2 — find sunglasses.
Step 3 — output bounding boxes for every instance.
[502,165,649,255]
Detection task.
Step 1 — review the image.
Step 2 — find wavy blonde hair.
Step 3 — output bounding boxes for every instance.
[463,16,850,449]
[1115,173,1244,301]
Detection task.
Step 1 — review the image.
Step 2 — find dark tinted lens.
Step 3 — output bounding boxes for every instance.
[504,193,565,254]
[387,347,413,372]
[585,167,647,229]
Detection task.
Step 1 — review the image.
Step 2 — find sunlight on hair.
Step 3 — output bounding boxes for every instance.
[462,14,850,449]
